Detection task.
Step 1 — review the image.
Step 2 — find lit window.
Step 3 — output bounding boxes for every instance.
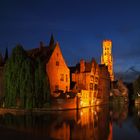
[66,86,68,92]
[94,84,98,90]
[90,83,93,90]
[66,74,68,82]
[60,74,64,81]
[90,76,94,81]
[56,61,59,66]
[95,77,98,82]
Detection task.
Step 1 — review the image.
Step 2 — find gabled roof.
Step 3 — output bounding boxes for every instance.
[69,58,98,73]
[27,43,55,63]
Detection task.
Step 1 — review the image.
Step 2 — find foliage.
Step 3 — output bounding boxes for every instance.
[4,47,8,63]
[34,58,50,107]
[133,75,140,99]
[4,45,50,109]
[0,52,3,66]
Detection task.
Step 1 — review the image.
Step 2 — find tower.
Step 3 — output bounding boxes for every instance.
[101,40,114,81]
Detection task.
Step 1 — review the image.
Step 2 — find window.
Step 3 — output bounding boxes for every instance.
[66,74,68,82]
[60,74,64,81]
[94,84,98,90]
[66,86,68,92]
[55,85,59,91]
[90,76,94,81]
[90,83,93,90]
[95,77,98,82]
[56,61,59,66]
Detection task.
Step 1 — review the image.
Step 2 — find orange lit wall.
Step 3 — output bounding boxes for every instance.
[98,65,110,103]
[46,43,70,96]
[101,40,114,81]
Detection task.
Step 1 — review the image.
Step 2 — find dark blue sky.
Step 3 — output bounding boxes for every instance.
[1,0,140,75]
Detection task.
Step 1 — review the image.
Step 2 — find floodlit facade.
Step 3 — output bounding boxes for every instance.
[101,40,114,81]
[28,39,70,97]
[46,42,70,96]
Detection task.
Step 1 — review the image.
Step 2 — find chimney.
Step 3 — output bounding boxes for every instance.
[80,59,85,72]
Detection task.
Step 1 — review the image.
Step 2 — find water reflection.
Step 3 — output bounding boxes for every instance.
[0,104,140,140]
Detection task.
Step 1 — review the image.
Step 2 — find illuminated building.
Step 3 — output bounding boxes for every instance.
[70,59,99,106]
[98,64,110,103]
[101,40,114,81]
[28,37,70,97]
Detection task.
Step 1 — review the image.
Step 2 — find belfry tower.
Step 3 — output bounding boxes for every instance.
[101,40,114,81]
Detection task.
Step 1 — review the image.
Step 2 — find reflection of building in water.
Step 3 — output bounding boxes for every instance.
[71,106,110,140]
[0,106,111,140]
[110,103,128,127]
[50,122,70,140]
[108,122,113,140]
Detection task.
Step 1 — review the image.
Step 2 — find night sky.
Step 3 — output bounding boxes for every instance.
[1,0,140,80]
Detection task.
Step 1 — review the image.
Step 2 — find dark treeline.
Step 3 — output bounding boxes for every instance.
[4,45,50,109]
[133,75,140,99]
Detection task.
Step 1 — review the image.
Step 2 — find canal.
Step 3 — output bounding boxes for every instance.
[0,103,140,140]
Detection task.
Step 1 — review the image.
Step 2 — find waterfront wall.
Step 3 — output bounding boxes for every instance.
[51,98,77,110]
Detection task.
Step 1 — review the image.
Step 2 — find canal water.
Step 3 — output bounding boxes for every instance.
[0,104,140,140]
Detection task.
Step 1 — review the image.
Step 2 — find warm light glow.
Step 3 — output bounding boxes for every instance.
[101,40,114,81]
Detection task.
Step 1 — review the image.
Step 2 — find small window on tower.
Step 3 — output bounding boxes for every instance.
[66,74,68,82]
[90,83,93,90]
[56,61,59,66]
[90,76,94,81]
[60,74,64,81]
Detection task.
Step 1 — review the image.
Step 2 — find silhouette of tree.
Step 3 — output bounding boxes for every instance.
[0,52,3,66]
[4,47,8,63]
[4,44,50,108]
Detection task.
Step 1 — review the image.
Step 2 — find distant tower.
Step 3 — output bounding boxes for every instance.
[101,40,114,81]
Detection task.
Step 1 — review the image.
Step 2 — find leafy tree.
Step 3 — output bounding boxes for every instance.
[4,44,50,108]
[34,58,50,107]
[0,52,3,66]
[133,76,140,99]
[4,47,8,63]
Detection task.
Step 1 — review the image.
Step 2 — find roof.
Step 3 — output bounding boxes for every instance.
[69,58,98,73]
[27,43,55,63]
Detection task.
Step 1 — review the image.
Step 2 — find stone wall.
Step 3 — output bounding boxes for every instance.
[51,98,77,110]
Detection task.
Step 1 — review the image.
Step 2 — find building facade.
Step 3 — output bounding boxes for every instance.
[98,64,111,103]
[28,39,70,97]
[101,40,114,81]
[70,59,100,106]
[46,42,70,96]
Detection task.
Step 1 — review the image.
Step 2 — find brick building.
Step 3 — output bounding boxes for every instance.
[28,38,70,97]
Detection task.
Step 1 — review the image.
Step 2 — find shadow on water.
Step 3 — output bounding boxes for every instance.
[0,103,140,140]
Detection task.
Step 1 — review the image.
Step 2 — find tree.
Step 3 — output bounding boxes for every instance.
[0,52,3,66]
[4,45,34,108]
[133,75,140,99]
[4,47,8,63]
[4,44,50,108]
[34,58,50,107]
